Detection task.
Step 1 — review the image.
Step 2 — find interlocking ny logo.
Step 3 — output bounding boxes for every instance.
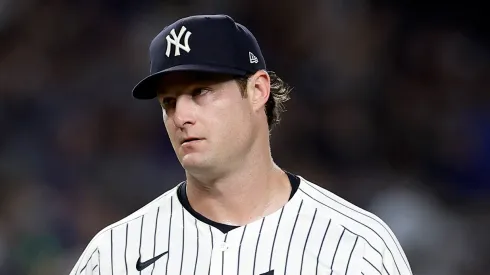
[165,26,192,57]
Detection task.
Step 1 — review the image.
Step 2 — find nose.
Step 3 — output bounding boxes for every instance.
[172,95,196,128]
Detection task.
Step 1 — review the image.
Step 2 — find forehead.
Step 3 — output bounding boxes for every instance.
[156,71,237,96]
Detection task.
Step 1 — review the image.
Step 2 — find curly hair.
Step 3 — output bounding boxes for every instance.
[235,71,292,131]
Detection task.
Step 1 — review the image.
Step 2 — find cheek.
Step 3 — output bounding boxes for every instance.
[214,102,251,137]
[205,93,252,140]
[163,120,178,144]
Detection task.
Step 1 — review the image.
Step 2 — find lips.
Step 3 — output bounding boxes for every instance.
[181,137,202,144]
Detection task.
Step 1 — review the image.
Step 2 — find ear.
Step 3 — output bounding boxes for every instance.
[247,70,271,112]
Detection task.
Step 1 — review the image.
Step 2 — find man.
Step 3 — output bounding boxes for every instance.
[69,14,413,275]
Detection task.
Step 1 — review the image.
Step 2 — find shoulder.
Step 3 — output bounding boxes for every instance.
[92,183,180,240]
[68,184,181,275]
[297,176,387,229]
[297,175,395,238]
[296,175,412,271]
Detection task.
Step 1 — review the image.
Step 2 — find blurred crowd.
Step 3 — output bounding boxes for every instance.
[1,1,489,274]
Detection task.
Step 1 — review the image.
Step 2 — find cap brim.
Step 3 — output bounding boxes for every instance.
[132,64,249,100]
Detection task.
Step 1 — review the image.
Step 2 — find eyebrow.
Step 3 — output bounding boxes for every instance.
[156,73,232,97]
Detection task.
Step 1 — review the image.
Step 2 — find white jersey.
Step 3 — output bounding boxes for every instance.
[69,175,412,275]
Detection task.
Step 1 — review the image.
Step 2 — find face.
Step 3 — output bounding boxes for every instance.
[156,71,270,174]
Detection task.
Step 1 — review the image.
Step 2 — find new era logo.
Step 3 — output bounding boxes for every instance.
[249,52,258,63]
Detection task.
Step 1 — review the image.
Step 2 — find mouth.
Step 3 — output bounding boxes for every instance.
[181,137,203,145]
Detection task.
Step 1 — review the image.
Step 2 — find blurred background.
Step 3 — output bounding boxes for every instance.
[1,0,489,274]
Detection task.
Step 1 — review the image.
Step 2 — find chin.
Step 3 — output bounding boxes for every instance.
[180,154,208,169]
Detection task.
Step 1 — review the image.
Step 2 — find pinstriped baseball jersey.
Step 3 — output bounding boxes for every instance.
[69,173,412,275]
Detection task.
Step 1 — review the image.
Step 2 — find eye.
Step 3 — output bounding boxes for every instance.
[191,88,210,97]
[161,97,175,109]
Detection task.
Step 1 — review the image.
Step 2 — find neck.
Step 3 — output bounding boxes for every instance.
[185,148,291,226]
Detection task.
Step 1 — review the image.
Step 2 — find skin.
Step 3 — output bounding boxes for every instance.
[156,70,291,226]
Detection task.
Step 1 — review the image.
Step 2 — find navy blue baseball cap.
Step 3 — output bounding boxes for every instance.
[132,14,267,100]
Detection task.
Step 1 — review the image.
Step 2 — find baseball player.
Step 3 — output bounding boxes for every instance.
[69,14,413,275]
